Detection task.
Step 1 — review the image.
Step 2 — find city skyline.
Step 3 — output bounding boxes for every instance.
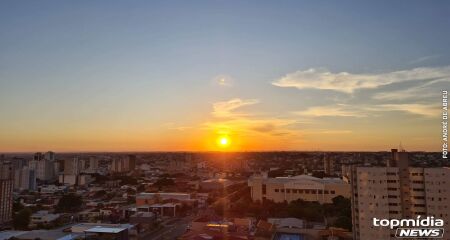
[1,1,450,152]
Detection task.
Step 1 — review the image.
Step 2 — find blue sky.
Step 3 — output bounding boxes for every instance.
[1,1,449,151]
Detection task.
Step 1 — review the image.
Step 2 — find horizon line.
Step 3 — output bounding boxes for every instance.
[0,149,437,154]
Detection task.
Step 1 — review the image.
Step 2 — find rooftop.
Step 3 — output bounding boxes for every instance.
[256,175,346,185]
[84,227,127,234]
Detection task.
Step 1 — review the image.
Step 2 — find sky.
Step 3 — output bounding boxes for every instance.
[1,1,449,152]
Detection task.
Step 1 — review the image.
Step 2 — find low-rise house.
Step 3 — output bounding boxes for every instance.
[268,218,305,229]
[30,211,60,227]
[39,185,68,194]
[136,192,191,205]
[71,223,136,240]
[0,230,79,240]
[199,178,233,190]
[135,203,181,217]
[78,209,101,222]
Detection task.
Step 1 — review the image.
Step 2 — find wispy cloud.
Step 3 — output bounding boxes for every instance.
[212,98,259,118]
[303,129,353,135]
[295,103,439,118]
[408,55,439,65]
[372,78,447,101]
[370,104,440,118]
[163,122,193,131]
[320,130,353,134]
[213,75,234,87]
[294,105,365,117]
[272,66,450,93]
[203,117,296,136]
[207,98,298,137]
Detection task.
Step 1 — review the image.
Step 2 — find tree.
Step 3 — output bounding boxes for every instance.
[137,184,146,192]
[268,169,285,178]
[312,171,325,179]
[13,201,24,212]
[94,190,107,198]
[117,176,138,185]
[13,208,32,230]
[332,216,352,231]
[56,194,83,213]
[126,188,136,195]
[154,177,174,190]
[331,196,351,217]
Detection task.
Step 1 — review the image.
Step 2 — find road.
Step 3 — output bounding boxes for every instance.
[142,214,196,240]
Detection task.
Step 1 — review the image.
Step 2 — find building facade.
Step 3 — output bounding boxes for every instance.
[14,166,37,191]
[0,159,13,224]
[348,149,450,240]
[248,175,350,204]
[30,152,56,181]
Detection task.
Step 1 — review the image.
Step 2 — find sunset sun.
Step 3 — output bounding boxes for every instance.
[217,136,230,148]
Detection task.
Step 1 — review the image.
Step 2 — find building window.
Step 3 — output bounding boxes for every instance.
[275,189,279,193]
[262,184,266,195]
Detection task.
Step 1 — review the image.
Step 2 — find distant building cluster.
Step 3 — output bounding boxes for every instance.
[0,150,447,240]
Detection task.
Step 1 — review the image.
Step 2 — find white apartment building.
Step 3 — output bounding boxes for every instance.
[348,149,450,240]
[30,152,56,181]
[14,166,36,191]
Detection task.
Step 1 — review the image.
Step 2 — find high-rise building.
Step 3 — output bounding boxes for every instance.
[30,152,56,181]
[59,157,93,186]
[11,157,27,170]
[0,159,13,225]
[64,157,82,175]
[128,155,136,172]
[111,158,125,173]
[87,157,99,172]
[14,166,36,191]
[110,155,136,173]
[348,149,450,240]
[323,153,334,176]
[44,151,55,161]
